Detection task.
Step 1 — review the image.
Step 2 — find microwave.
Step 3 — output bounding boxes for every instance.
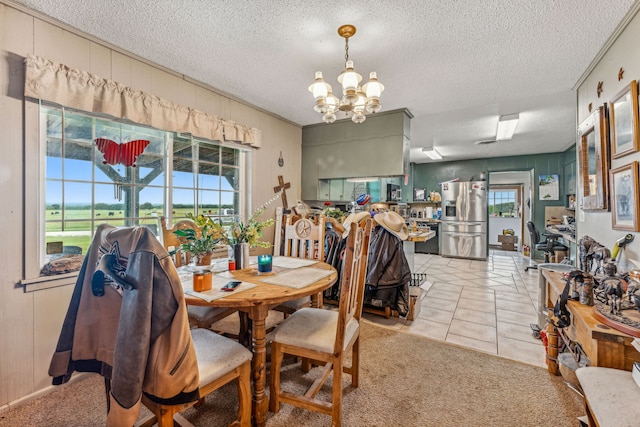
[387,184,402,201]
[391,203,409,218]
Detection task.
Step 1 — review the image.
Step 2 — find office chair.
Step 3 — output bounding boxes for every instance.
[524,221,568,271]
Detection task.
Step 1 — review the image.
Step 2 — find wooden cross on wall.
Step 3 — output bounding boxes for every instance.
[274,175,291,209]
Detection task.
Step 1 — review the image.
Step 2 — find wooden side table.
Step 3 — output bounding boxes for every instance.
[543,270,640,375]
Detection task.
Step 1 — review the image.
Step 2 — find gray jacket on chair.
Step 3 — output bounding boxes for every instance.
[49,224,199,426]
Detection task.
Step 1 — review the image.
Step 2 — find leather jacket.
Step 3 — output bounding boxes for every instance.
[49,224,199,426]
[365,225,411,316]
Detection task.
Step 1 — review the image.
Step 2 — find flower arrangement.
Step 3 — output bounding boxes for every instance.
[181,190,282,251]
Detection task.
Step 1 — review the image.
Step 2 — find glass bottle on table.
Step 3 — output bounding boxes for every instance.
[227,246,236,271]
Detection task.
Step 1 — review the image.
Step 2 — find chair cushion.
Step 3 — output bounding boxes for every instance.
[276,296,310,310]
[190,328,252,386]
[271,307,359,353]
[576,367,640,426]
[187,305,228,324]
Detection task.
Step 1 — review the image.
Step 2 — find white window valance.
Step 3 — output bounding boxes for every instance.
[24,54,261,148]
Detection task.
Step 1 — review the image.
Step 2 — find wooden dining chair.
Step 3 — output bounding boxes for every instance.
[140,328,252,427]
[269,218,373,427]
[272,213,327,316]
[81,225,252,427]
[159,217,238,332]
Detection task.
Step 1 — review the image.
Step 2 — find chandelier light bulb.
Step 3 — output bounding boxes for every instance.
[362,71,384,100]
[308,71,330,100]
[323,113,337,123]
[352,112,366,124]
[309,25,383,124]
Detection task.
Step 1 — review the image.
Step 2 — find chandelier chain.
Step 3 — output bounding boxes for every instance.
[344,37,349,64]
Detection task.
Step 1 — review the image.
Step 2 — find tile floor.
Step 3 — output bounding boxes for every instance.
[363,249,547,368]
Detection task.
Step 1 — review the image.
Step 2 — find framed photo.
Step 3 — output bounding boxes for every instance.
[609,80,639,159]
[577,105,610,210]
[414,188,426,201]
[610,161,639,231]
[538,174,559,200]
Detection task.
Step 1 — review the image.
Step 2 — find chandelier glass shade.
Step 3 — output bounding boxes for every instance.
[309,25,384,124]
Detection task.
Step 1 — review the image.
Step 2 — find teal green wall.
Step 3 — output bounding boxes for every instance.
[407,151,573,232]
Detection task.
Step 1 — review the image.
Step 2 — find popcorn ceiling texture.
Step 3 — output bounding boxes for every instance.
[10,0,636,161]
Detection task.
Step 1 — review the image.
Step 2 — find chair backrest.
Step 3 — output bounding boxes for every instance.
[159,216,199,267]
[282,214,326,260]
[335,218,373,353]
[526,221,540,246]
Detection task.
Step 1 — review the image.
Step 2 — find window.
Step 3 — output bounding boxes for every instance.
[488,187,521,218]
[41,105,246,267]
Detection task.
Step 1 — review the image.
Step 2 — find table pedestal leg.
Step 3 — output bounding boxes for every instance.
[250,306,269,427]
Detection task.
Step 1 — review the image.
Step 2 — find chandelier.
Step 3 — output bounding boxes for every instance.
[308,24,385,124]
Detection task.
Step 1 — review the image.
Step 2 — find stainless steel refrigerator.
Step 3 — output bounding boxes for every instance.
[440,181,488,260]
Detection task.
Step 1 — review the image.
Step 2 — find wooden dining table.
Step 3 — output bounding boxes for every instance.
[181,257,338,427]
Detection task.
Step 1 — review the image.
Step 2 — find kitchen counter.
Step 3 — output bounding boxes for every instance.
[408,229,436,242]
[404,229,436,271]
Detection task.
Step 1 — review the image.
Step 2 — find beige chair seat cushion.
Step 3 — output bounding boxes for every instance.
[191,328,252,385]
[271,307,359,353]
[276,296,310,310]
[187,305,229,324]
[576,366,640,427]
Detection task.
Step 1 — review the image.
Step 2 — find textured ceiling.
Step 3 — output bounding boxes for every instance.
[10,0,638,163]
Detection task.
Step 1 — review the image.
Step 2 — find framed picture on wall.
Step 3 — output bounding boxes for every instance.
[577,105,610,211]
[610,161,639,231]
[414,188,426,201]
[609,80,639,159]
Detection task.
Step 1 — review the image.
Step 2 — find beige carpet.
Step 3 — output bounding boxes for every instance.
[0,323,583,426]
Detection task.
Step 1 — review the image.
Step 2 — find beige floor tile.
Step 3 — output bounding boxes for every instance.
[461,290,495,303]
[448,319,497,343]
[423,296,458,312]
[427,289,461,301]
[457,297,495,313]
[417,306,455,325]
[495,291,534,304]
[398,251,547,367]
[497,336,546,368]
[495,299,537,315]
[497,320,540,344]
[453,307,497,326]
[445,333,497,355]
[404,317,449,341]
[496,308,539,328]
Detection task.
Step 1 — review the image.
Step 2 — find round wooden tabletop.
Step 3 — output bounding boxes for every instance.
[183,261,338,308]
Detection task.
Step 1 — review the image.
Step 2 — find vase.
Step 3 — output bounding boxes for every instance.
[233,243,250,270]
[195,252,211,266]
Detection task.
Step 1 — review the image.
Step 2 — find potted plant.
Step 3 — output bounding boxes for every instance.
[173,214,222,265]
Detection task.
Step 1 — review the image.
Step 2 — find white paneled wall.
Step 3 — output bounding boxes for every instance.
[577,7,640,258]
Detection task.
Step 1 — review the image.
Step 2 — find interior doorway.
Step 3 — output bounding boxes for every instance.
[488,170,534,252]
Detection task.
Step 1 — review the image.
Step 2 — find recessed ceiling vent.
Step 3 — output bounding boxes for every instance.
[474,139,498,145]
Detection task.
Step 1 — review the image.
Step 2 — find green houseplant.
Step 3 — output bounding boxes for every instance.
[173,215,222,265]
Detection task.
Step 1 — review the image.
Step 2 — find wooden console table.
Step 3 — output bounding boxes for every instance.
[543,270,640,375]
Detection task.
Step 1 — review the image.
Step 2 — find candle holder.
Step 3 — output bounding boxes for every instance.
[257,254,273,273]
[193,271,213,292]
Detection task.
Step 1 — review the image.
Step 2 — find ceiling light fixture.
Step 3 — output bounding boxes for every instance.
[496,113,519,140]
[308,24,385,124]
[422,146,443,160]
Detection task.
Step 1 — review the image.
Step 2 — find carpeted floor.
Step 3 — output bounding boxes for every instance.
[0,323,583,426]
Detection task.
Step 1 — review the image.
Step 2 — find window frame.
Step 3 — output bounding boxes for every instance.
[488,185,522,218]
[23,101,250,285]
